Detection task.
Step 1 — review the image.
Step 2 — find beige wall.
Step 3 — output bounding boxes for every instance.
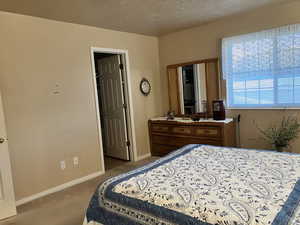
[159,0,300,153]
[0,11,162,200]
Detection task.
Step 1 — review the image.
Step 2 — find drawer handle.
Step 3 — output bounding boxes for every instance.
[175,128,188,132]
[154,127,168,131]
[197,129,217,135]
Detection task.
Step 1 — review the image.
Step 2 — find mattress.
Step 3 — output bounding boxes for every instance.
[84,144,300,225]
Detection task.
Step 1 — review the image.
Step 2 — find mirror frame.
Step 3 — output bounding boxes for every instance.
[167,58,221,117]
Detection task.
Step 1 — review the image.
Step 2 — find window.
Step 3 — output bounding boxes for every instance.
[222,24,300,108]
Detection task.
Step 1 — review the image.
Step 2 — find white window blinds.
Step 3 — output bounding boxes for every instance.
[222,24,300,108]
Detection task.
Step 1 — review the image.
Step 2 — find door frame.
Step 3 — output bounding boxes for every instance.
[90,47,137,171]
[0,90,17,218]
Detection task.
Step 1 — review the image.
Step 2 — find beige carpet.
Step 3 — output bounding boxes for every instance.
[104,156,128,170]
[0,157,157,225]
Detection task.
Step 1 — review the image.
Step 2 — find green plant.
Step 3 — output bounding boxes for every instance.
[256,115,300,152]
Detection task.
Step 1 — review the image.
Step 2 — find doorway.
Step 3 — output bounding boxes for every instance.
[90,48,136,171]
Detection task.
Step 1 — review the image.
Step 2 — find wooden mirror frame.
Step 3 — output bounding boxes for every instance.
[167,58,221,117]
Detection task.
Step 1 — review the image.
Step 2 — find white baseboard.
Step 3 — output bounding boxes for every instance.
[136,153,151,161]
[16,170,104,206]
[17,154,152,206]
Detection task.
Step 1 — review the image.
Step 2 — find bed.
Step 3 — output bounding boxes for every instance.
[83,144,300,225]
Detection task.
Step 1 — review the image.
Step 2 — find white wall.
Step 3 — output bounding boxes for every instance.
[0,11,162,200]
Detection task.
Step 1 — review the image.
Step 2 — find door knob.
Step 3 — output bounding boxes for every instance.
[0,137,6,144]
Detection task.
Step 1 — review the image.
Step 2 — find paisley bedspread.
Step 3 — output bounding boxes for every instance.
[85,144,300,225]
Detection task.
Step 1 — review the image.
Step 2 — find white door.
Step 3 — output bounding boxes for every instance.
[0,91,17,220]
[97,55,130,160]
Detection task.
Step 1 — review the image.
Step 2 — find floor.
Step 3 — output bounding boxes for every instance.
[104,156,128,170]
[0,157,158,225]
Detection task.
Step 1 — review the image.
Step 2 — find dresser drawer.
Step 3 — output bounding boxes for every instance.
[152,135,173,145]
[151,125,169,133]
[194,127,221,138]
[171,126,192,135]
[152,135,221,146]
[149,119,236,157]
[151,144,178,156]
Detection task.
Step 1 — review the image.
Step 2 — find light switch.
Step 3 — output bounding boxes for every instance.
[60,161,66,170]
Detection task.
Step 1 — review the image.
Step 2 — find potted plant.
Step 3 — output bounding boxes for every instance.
[256,116,300,152]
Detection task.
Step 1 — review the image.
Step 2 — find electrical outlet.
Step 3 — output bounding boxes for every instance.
[73,157,79,167]
[60,160,66,170]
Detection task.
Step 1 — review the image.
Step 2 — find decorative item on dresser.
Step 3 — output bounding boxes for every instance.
[148,117,236,156]
[212,100,226,120]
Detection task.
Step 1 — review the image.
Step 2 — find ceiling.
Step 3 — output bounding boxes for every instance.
[0,0,291,36]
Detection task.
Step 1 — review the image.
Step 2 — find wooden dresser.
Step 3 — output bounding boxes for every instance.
[149,117,236,156]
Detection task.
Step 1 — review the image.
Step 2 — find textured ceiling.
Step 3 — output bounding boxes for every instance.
[0,0,291,36]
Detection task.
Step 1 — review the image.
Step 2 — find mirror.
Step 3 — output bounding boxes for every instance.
[167,58,220,116]
[177,64,207,114]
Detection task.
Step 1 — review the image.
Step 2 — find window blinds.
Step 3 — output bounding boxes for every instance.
[222,24,300,108]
